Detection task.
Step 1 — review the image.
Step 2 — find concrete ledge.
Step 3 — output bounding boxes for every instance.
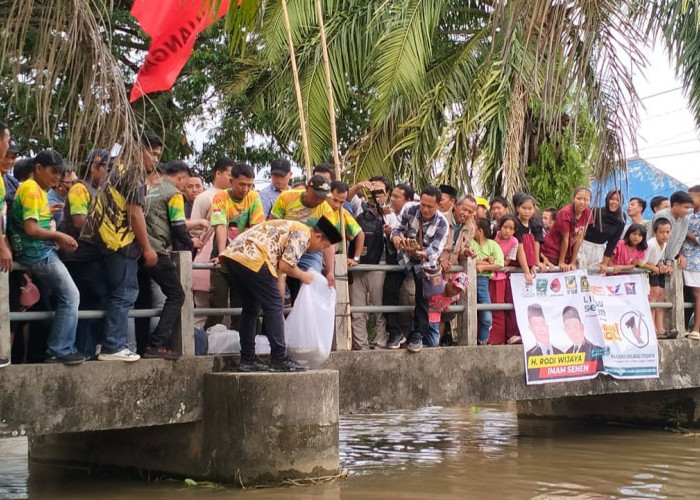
[322,341,700,413]
[2,341,700,436]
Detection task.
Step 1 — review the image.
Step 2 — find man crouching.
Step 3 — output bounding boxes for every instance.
[218,216,341,372]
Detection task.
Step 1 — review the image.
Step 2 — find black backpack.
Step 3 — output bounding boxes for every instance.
[349,204,385,265]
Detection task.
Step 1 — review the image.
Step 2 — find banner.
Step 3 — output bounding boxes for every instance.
[510,271,658,385]
[129,0,231,102]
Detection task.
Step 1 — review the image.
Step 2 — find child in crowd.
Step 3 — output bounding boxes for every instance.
[471,218,504,345]
[541,187,592,272]
[513,194,545,284]
[542,207,557,234]
[640,218,672,338]
[428,272,468,344]
[489,215,519,344]
[610,223,648,274]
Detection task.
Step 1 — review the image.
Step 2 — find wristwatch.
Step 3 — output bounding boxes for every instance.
[353,256,361,262]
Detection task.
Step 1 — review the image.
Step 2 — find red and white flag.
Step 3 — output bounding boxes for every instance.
[129,0,230,102]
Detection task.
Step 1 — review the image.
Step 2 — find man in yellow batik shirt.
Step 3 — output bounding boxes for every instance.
[219,217,341,373]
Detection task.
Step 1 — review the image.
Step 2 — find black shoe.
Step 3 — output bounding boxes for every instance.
[239,357,270,372]
[143,346,181,360]
[45,352,85,365]
[270,356,308,372]
[0,357,9,368]
[387,334,406,350]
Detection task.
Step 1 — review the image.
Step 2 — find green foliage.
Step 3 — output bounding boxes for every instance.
[525,125,593,209]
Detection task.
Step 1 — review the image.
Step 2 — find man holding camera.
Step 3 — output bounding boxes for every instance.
[390,186,449,353]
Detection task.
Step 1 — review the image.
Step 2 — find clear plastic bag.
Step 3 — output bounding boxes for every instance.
[285,271,336,368]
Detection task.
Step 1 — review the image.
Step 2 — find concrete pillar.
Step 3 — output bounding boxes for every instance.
[516,389,700,428]
[172,251,195,356]
[334,255,351,351]
[28,370,339,486]
[458,257,478,346]
[203,370,339,485]
[0,270,9,360]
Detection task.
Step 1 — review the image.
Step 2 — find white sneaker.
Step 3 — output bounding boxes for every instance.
[98,348,141,362]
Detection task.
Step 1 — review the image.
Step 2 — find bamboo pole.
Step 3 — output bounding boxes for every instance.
[315,0,345,254]
[280,0,311,178]
[316,0,351,350]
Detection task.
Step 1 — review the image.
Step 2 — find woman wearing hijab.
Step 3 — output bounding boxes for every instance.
[579,189,626,273]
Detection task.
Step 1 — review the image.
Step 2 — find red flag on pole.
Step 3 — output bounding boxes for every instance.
[129,0,230,102]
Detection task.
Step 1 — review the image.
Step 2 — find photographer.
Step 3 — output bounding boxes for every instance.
[389,186,449,353]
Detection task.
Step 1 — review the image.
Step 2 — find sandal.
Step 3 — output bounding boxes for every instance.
[686,332,700,340]
[507,335,522,345]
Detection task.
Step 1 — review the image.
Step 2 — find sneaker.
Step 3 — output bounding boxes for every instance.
[239,357,270,372]
[0,357,9,368]
[270,356,308,372]
[387,335,406,350]
[98,348,141,362]
[143,346,181,360]
[407,340,422,353]
[45,352,85,365]
[686,332,700,340]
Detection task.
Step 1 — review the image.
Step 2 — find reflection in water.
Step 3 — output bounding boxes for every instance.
[2,403,700,499]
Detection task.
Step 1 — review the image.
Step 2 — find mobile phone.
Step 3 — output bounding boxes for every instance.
[407,238,418,249]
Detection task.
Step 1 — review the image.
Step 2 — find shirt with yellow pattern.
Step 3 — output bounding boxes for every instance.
[328,206,362,239]
[210,189,265,242]
[269,189,334,227]
[220,219,311,278]
[0,175,6,221]
[10,179,54,262]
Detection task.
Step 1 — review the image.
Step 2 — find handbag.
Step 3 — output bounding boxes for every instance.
[418,224,445,297]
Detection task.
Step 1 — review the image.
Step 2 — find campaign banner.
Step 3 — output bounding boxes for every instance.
[510,271,658,385]
[587,273,659,379]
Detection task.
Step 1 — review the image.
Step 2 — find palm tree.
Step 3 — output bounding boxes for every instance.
[216,0,658,200]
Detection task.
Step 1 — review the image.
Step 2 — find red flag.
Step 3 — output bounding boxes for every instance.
[129,0,230,102]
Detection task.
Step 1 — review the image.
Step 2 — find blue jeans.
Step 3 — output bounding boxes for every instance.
[476,276,492,344]
[424,321,440,347]
[20,252,79,358]
[298,251,323,272]
[101,252,139,354]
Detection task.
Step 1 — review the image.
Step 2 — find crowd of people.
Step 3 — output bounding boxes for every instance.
[1,119,699,371]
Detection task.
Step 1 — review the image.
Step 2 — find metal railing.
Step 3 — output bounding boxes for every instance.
[0,253,692,358]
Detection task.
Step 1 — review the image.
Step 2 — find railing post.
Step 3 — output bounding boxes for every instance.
[0,271,9,360]
[457,258,478,346]
[667,262,686,335]
[334,255,351,351]
[172,251,195,356]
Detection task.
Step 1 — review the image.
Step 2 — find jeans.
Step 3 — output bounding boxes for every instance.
[141,254,185,349]
[225,259,286,363]
[20,252,79,358]
[65,259,108,358]
[101,252,139,354]
[476,276,492,344]
[425,321,440,347]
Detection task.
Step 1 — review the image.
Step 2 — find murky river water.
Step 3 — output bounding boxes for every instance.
[2,403,699,499]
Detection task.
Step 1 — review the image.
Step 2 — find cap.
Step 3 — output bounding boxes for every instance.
[86,149,111,166]
[7,139,19,155]
[34,150,64,168]
[308,174,331,199]
[475,197,489,209]
[315,215,342,245]
[439,184,458,199]
[270,157,291,176]
[451,272,469,292]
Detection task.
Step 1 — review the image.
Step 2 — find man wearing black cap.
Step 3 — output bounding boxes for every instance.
[260,157,291,218]
[58,149,110,358]
[270,174,337,294]
[219,216,341,371]
[9,150,84,364]
[439,184,458,213]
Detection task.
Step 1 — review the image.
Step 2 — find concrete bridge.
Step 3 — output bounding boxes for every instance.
[0,254,698,485]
